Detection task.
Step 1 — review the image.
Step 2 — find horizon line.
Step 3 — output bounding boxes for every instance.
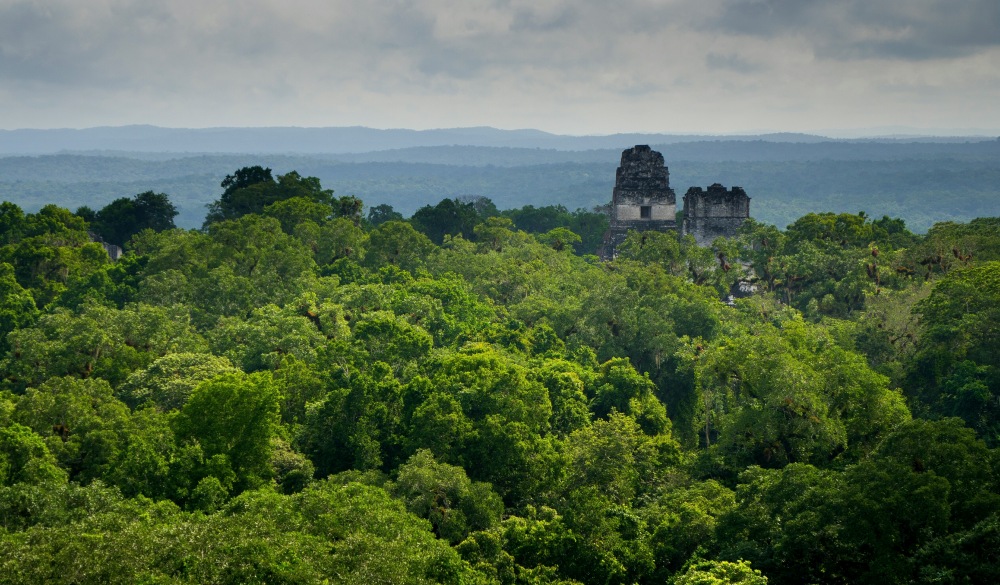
[2,124,999,140]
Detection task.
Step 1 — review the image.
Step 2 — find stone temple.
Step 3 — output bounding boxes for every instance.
[602,145,677,255]
[682,183,751,246]
[601,145,749,257]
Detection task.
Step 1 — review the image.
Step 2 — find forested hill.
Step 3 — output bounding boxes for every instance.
[2,137,999,231]
[3,125,996,154]
[0,166,998,583]
[0,126,871,154]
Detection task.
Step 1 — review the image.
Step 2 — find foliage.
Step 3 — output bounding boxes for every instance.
[87,191,178,247]
[411,197,492,245]
[368,202,405,226]
[0,171,998,584]
[172,373,281,493]
[909,262,1000,443]
[713,417,1000,585]
[673,560,767,585]
[117,352,240,411]
[204,167,338,226]
[391,449,504,543]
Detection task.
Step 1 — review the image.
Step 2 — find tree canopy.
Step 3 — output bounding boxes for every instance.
[0,166,998,584]
[85,191,178,247]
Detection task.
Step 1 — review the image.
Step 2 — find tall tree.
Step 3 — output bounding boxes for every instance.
[909,261,1000,444]
[411,198,487,245]
[220,165,273,197]
[172,373,281,493]
[204,168,335,226]
[367,203,403,227]
[91,191,178,246]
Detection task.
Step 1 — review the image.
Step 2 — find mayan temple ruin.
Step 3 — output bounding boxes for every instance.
[682,183,751,246]
[601,145,750,257]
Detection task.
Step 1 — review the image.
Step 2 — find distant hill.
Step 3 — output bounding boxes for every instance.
[320,140,1000,166]
[0,125,916,155]
[0,128,998,232]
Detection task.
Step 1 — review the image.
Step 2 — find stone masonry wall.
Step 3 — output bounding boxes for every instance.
[601,145,678,258]
[682,183,750,246]
[612,145,676,210]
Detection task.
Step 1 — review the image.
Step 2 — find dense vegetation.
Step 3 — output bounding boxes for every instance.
[0,167,997,584]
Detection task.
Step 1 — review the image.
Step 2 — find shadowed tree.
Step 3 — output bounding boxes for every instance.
[411,198,485,245]
[204,167,335,226]
[90,191,178,247]
[367,203,404,227]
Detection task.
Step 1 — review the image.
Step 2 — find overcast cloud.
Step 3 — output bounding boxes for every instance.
[1,0,998,134]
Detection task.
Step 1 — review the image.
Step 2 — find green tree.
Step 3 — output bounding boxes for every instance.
[915,514,1000,585]
[269,436,315,494]
[0,423,68,486]
[784,212,882,249]
[199,215,318,318]
[103,406,176,499]
[871,418,1000,527]
[688,314,908,466]
[3,302,207,390]
[645,480,737,579]
[208,303,328,372]
[364,221,435,272]
[0,262,39,352]
[716,454,966,585]
[616,230,685,274]
[352,311,434,371]
[21,204,90,244]
[391,449,504,543]
[367,203,404,227]
[537,228,582,253]
[0,480,489,584]
[204,168,334,226]
[312,217,368,266]
[411,198,485,245]
[13,376,131,482]
[673,560,768,585]
[458,506,595,585]
[533,359,591,436]
[262,196,334,234]
[909,261,1000,443]
[0,204,107,306]
[503,204,571,234]
[117,352,240,411]
[591,358,672,436]
[172,373,281,493]
[332,195,364,225]
[220,165,274,195]
[560,413,679,505]
[302,362,404,476]
[0,201,26,245]
[91,191,178,247]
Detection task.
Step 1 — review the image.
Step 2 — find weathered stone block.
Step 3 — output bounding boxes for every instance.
[682,183,751,246]
[601,145,679,258]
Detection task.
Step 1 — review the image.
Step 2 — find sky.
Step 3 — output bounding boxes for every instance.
[2,0,999,135]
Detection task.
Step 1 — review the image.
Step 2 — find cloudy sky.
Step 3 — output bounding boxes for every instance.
[2,0,999,134]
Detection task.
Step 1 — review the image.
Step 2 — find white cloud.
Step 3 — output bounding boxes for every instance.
[0,0,998,133]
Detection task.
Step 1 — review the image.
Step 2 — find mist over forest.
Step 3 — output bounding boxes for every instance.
[1,128,998,232]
